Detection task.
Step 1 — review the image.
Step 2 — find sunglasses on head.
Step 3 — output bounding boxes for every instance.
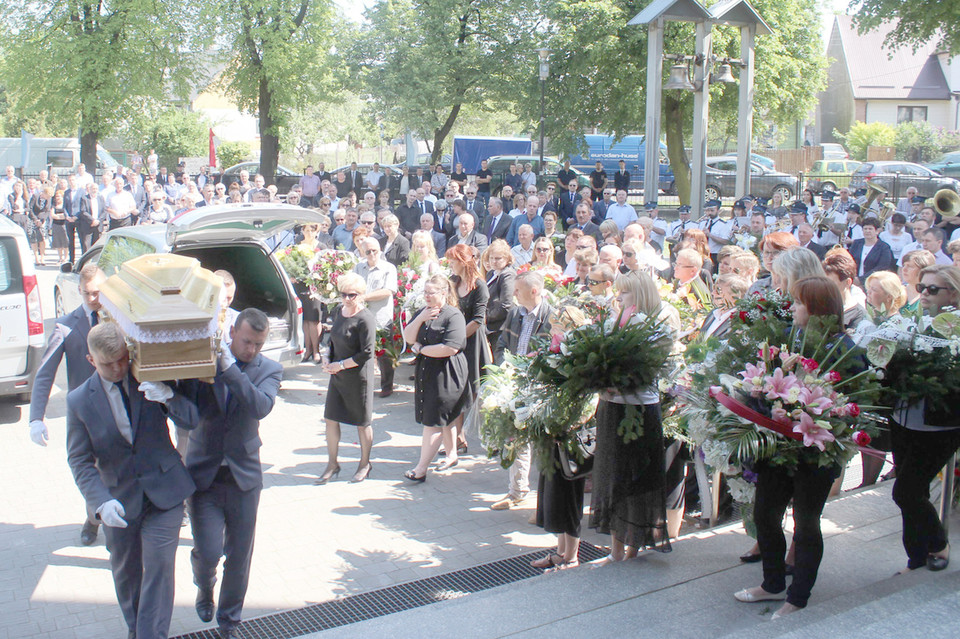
[917,283,951,295]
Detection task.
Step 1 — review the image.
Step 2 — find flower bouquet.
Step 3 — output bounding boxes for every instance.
[658,278,710,341]
[858,308,960,427]
[375,324,405,365]
[733,231,760,254]
[306,250,359,304]
[277,244,316,283]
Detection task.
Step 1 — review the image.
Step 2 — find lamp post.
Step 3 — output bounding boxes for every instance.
[538,49,550,174]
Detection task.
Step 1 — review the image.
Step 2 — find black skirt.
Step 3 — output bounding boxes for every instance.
[536,446,587,537]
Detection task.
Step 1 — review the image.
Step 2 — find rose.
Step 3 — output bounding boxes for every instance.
[825,370,842,383]
[844,402,860,417]
[852,430,871,446]
[800,357,819,373]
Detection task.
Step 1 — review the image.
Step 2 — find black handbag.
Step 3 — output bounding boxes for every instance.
[557,427,596,480]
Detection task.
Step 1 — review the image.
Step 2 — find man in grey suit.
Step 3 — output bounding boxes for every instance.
[79,182,106,250]
[491,272,553,511]
[66,322,197,639]
[480,197,512,244]
[180,308,283,639]
[419,212,447,256]
[448,211,488,253]
[30,264,106,546]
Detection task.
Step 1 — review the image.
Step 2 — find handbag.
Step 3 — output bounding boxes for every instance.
[557,426,596,480]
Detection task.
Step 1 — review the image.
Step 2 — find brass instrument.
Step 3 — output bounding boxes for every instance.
[933,188,960,220]
[862,181,887,215]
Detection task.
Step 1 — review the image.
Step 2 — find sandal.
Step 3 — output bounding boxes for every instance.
[547,559,580,572]
[530,552,563,569]
[403,469,426,483]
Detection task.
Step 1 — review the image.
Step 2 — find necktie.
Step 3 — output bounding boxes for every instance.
[847,226,853,238]
[708,219,715,233]
[468,200,473,211]
[114,381,132,423]
[91,311,99,326]
[791,226,798,234]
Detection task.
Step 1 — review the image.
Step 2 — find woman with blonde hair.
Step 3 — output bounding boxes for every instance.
[900,249,936,317]
[530,236,563,278]
[509,193,526,218]
[409,230,442,275]
[599,220,622,247]
[770,246,826,295]
[748,231,800,293]
[482,240,516,355]
[731,251,761,284]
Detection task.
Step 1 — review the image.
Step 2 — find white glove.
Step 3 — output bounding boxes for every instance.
[218,346,236,372]
[97,499,127,528]
[138,381,174,404]
[29,420,48,447]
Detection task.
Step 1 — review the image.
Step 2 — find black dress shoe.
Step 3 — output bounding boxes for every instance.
[219,626,239,639]
[378,388,393,398]
[196,587,215,623]
[739,551,762,563]
[927,553,950,571]
[80,521,98,546]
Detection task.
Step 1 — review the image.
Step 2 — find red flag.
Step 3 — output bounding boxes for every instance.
[208,128,217,167]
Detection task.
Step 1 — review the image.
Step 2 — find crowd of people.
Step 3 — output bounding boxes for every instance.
[18,153,960,636]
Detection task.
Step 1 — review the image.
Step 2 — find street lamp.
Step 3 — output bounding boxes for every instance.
[537,49,550,174]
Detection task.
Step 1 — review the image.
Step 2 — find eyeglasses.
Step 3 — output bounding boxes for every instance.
[587,278,608,286]
[917,283,951,295]
[340,292,359,300]
[535,247,551,253]
[364,249,378,256]
[361,220,375,225]
[576,244,591,250]
[623,251,636,258]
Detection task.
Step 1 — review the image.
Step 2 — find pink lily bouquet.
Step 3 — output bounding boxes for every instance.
[306,250,359,304]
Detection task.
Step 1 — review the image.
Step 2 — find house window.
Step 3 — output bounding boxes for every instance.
[897,106,928,123]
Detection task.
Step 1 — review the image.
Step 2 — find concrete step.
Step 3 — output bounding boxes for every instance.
[302,482,958,638]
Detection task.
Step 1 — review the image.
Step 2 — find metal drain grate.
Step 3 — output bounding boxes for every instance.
[172,542,607,639]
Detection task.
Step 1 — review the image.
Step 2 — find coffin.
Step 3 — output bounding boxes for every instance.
[98,253,222,382]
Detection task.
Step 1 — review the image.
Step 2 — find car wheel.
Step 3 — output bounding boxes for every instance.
[821,181,836,193]
[54,288,64,318]
[704,185,721,201]
[773,184,794,201]
[665,182,677,196]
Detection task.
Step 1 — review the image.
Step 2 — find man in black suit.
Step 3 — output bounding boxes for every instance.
[79,182,106,250]
[414,187,435,218]
[66,322,197,639]
[346,162,363,196]
[449,211,488,253]
[613,159,631,192]
[571,202,603,243]
[180,309,283,639]
[480,197,512,244]
[557,179,582,229]
[462,184,487,220]
[848,217,896,284]
[797,224,828,259]
[63,174,85,262]
[420,212,447,256]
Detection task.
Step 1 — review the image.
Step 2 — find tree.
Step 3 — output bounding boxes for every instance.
[118,103,213,169]
[281,91,380,163]
[514,0,828,204]
[833,121,895,161]
[347,0,541,164]
[853,0,960,57]
[218,141,253,169]
[894,121,940,164]
[210,0,338,184]
[0,0,207,170]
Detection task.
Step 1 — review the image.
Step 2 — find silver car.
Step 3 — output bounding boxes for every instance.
[704,156,799,201]
[54,204,329,369]
[0,215,45,401]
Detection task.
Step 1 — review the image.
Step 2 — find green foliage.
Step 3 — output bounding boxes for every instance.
[281,92,380,161]
[853,0,960,57]
[123,107,212,169]
[346,0,541,163]
[217,141,253,170]
[894,121,941,164]
[833,121,896,161]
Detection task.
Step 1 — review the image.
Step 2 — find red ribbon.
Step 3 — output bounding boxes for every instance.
[709,388,886,460]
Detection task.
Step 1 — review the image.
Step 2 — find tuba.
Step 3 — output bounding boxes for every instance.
[863,181,887,212]
[933,188,960,220]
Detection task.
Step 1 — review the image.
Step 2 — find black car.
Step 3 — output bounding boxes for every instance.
[849,161,960,198]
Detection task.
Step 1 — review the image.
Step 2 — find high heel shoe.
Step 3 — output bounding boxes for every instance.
[350,464,372,483]
[314,464,341,485]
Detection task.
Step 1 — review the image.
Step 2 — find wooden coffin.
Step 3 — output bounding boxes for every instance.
[98,253,222,382]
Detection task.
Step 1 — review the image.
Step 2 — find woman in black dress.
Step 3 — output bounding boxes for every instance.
[318,273,377,484]
[446,244,489,456]
[481,240,515,358]
[297,223,322,363]
[533,305,590,571]
[402,274,469,482]
[590,272,675,565]
[49,191,70,264]
[28,184,52,266]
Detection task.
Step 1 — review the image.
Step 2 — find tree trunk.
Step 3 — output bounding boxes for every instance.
[663,95,691,206]
[258,78,279,185]
[80,112,98,176]
[430,102,462,165]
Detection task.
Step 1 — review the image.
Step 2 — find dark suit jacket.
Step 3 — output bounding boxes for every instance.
[849,238,896,281]
[429,230,447,256]
[449,230,488,253]
[63,188,84,220]
[396,204,422,236]
[30,305,96,422]
[574,221,603,243]
[495,300,554,363]
[801,241,829,260]
[558,192,582,229]
[180,353,283,492]
[481,212,512,243]
[346,170,363,195]
[79,194,107,234]
[463,199,486,220]
[485,267,516,335]
[66,372,196,521]
[380,234,411,267]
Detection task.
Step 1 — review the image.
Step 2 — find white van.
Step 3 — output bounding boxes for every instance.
[0,138,120,176]
[0,215,45,401]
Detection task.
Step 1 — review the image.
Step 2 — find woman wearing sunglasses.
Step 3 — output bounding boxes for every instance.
[891,264,960,575]
[317,273,377,484]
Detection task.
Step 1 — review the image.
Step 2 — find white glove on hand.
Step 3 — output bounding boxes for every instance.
[29,420,49,446]
[97,499,127,528]
[218,346,236,372]
[138,381,174,404]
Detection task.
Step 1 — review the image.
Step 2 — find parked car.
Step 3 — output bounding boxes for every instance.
[220,161,302,193]
[806,159,862,193]
[54,204,329,369]
[849,161,960,197]
[925,151,960,179]
[0,215,45,402]
[820,143,849,160]
[702,156,799,201]
[485,155,591,197]
[723,151,776,170]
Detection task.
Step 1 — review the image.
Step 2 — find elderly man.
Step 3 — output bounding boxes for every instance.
[593,188,614,221]
[462,184,486,219]
[420,212,447,255]
[605,189,639,231]
[598,244,623,274]
[481,197,511,243]
[104,177,138,229]
[449,208,488,253]
[491,271,553,510]
[354,237,399,397]
[797,223,828,259]
[673,248,711,306]
[511,224,535,265]
[79,182,106,249]
[506,195,545,246]
[243,174,268,202]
